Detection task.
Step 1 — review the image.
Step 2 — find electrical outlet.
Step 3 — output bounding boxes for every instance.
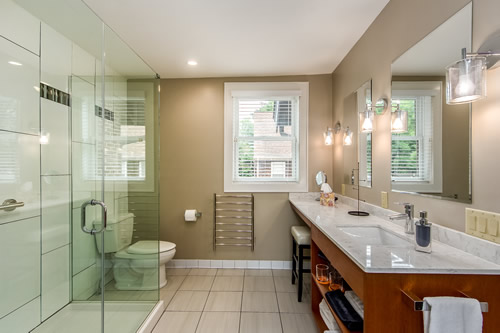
[466,208,500,244]
[341,184,346,196]
[381,191,388,209]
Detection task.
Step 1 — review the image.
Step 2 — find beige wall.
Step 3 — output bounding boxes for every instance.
[332,0,500,231]
[160,75,332,259]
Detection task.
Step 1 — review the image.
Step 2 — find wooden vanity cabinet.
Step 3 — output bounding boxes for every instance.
[293,205,500,333]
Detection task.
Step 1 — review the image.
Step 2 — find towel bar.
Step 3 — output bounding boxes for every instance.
[214,193,254,251]
[401,290,488,312]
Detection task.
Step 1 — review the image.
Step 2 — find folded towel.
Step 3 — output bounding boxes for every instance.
[345,291,364,319]
[325,290,363,331]
[319,299,339,330]
[321,183,333,193]
[423,297,482,333]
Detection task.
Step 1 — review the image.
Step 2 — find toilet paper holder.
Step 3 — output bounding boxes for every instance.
[184,210,202,222]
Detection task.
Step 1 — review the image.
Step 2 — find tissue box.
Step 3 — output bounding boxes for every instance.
[320,193,335,207]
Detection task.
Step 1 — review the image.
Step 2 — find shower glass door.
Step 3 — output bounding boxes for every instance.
[71,18,160,333]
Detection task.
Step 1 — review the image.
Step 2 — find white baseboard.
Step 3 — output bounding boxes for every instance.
[166,259,292,270]
[137,300,165,333]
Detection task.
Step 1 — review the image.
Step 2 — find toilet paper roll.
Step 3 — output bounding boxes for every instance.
[184,209,198,222]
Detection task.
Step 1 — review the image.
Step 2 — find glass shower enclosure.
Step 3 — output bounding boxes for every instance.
[0,0,161,332]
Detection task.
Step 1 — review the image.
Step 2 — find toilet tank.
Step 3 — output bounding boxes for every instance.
[94,213,134,253]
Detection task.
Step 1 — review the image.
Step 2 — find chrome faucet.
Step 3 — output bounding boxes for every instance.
[389,203,415,234]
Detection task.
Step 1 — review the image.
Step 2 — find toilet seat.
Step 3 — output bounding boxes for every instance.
[114,240,176,260]
[128,240,176,254]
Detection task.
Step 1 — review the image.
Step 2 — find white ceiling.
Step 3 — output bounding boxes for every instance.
[392,4,471,76]
[83,0,389,78]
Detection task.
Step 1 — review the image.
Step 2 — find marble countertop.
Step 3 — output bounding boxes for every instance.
[289,194,500,274]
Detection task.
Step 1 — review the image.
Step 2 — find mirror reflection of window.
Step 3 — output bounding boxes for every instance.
[391,81,442,193]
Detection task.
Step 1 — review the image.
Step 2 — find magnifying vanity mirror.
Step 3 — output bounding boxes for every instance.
[390,2,472,203]
[316,171,327,187]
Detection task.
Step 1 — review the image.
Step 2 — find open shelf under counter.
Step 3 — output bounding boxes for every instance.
[291,200,500,332]
[311,272,362,333]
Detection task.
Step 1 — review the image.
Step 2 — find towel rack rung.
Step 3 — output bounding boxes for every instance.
[214,193,254,251]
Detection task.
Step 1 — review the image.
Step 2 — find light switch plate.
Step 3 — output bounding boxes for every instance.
[466,208,500,244]
[341,184,346,196]
[381,191,388,209]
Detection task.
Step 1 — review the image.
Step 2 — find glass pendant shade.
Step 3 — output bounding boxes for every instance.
[324,128,333,145]
[446,56,487,104]
[391,110,408,133]
[343,127,353,146]
[359,109,374,133]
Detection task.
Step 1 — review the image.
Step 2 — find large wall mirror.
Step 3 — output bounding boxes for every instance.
[343,80,372,189]
[390,3,472,203]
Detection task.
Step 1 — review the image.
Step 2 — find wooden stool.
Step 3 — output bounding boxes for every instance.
[291,226,311,302]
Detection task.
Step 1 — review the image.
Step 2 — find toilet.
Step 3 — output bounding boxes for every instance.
[94,213,176,290]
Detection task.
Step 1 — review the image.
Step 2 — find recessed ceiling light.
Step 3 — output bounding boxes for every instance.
[8,61,22,66]
[187,60,198,66]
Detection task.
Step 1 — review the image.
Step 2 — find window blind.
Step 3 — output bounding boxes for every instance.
[0,98,19,184]
[391,96,433,182]
[233,97,299,182]
[92,95,147,181]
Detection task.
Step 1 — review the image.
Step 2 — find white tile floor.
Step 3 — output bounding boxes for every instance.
[153,268,318,333]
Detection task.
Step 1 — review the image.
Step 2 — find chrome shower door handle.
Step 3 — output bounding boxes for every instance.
[81,199,108,235]
[0,199,25,212]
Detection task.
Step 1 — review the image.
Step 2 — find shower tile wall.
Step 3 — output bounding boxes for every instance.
[40,22,71,322]
[1,1,74,330]
[0,2,42,332]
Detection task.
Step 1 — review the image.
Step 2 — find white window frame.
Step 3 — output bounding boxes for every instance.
[391,81,442,193]
[224,82,308,192]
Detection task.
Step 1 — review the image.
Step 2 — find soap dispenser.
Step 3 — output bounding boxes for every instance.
[415,211,432,253]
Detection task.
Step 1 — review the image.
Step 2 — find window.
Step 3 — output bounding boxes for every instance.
[224,82,308,192]
[391,81,442,193]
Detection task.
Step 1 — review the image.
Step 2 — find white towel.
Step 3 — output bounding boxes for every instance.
[423,297,482,333]
[321,183,333,193]
[345,290,364,319]
[319,300,342,332]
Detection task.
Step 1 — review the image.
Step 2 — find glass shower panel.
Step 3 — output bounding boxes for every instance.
[101,25,160,333]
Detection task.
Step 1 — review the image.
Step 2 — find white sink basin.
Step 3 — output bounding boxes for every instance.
[337,225,411,247]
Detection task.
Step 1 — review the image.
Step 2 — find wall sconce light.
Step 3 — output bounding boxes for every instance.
[359,107,374,133]
[343,127,353,146]
[391,104,408,133]
[446,35,500,105]
[323,121,343,145]
[357,98,388,134]
[324,127,333,145]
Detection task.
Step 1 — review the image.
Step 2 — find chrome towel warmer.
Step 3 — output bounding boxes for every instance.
[213,194,254,251]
